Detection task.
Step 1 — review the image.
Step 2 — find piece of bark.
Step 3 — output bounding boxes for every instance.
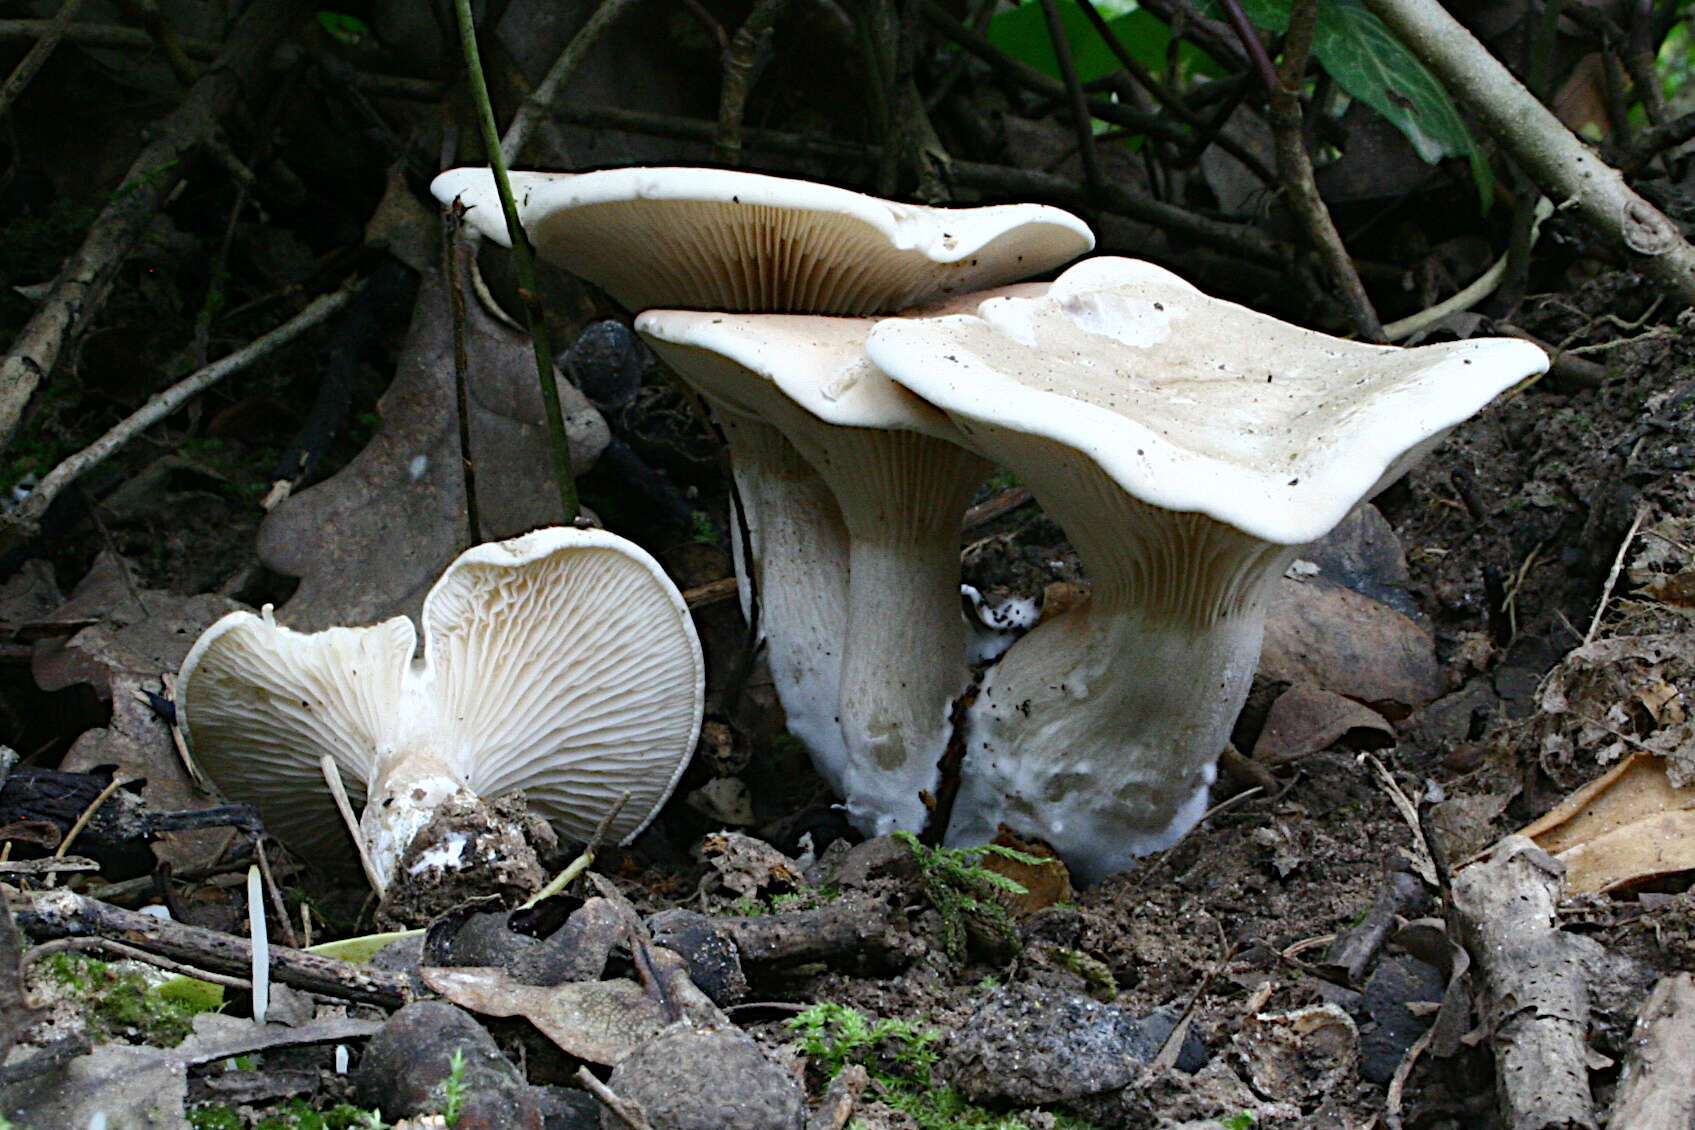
[1452,836,1601,1130]
[716,893,918,971]
[1606,973,1695,1130]
[11,887,411,1008]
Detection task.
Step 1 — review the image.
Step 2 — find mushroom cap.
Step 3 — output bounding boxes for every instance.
[177,526,704,865]
[634,284,1046,434]
[866,256,1549,546]
[429,166,1093,315]
[176,614,417,862]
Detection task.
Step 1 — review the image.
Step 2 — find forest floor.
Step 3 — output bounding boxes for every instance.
[1,17,1694,1130]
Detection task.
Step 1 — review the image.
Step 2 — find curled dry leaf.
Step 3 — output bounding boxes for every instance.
[1521,751,1695,894]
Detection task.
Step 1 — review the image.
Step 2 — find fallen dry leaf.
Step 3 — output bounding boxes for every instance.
[1252,681,1396,765]
[1259,576,1444,717]
[1521,751,1695,894]
[420,967,671,1066]
[257,264,609,632]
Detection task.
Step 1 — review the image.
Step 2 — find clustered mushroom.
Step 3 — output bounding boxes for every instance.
[433,167,1092,836]
[425,166,1545,880]
[181,166,1546,891]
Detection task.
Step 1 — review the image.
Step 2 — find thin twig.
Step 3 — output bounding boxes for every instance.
[24,936,252,990]
[499,0,644,164]
[1263,0,1384,339]
[48,774,128,887]
[0,0,86,121]
[0,0,304,446]
[253,837,299,950]
[1039,0,1103,197]
[443,206,482,544]
[452,0,579,521]
[3,284,355,536]
[715,0,791,166]
[1365,0,1695,303]
[1384,196,1555,340]
[110,0,197,86]
[537,100,1295,267]
[576,1066,653,1130]
[521,790,630,908]
[1073,0,1276,183]
[1586,504,1647,644]
[917,1,1193,147]
[320,754,385,898]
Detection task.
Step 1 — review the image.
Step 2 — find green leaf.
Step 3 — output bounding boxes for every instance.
[987,1,1221,86]
[1206,0,1491,207]
[316,10,374,48]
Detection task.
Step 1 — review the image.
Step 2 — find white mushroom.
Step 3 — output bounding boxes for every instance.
[429,166,1092,315]
[430,165,1093,821]
[637,290,1041,833]
[866,257,1548,881]
[177,526,704,891]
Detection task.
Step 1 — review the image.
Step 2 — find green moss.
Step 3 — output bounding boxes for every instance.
[46,952,205,1046]
[192,1099,386,1130]
[792,1003,1100,1130]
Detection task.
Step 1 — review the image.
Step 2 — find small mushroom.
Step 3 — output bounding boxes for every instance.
[176,527,704,894]
[866,257,1548,881]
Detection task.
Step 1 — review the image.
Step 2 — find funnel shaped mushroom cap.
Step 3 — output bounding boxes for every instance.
[430,166,1093,315]
[865,257,1547,880]
[177,527,704,872]
[868,256,1549,546]
[175,615,417,863]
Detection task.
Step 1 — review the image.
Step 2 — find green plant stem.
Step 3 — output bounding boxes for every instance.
[451,0,578,523]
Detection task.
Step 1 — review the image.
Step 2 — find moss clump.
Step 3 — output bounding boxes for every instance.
[789,1002,1101,1130]
[189,1101,388,1130]
[46,952,204,1046]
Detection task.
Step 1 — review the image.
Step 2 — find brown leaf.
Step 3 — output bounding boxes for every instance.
[1259,575,1444,717]
[420,966,668,1066]
[1252,681,1396,765]
[257,265,609,632]
[1521,752,1695,894]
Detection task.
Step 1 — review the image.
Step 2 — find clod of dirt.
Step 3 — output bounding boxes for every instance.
[941,985,1191,1104]
[354,1000,548,1128]
[1356,952,1446,1083]
[602,1023,806,1130]
[377,792,558,927]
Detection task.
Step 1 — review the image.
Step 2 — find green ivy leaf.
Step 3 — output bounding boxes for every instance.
[316,10,374,49]
[1208,0,1491,207]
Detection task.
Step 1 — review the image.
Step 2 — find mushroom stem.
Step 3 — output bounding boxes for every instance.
[715,415,854,786]
[944,445,1296,881]
[360,748,479,891]
[791,430,988,834]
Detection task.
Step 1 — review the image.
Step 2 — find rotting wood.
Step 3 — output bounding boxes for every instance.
[10,887,412,1009]
[717,893,917,970]
[1451,836,1601,1130]
[1606,973,1695,1130]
